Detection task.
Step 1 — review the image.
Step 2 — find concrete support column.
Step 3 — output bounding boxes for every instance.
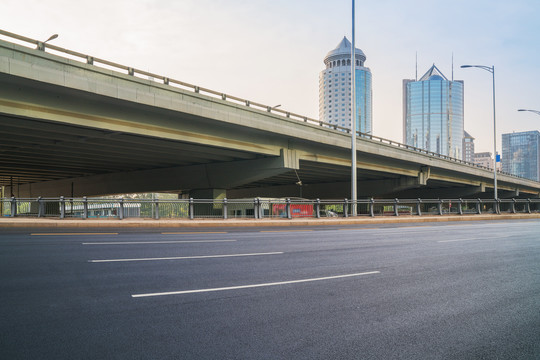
[189,189,226,219]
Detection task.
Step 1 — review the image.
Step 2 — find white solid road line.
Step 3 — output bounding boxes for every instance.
[438,235,510,243]
[132,271,381,298]
[82,240,237,245]
[90,252,283,263]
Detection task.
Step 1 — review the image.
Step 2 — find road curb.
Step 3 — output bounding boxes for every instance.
[1,214,540,228]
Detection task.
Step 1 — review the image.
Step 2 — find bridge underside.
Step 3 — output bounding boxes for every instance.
[0,44,538,200]
[0,115,526,200]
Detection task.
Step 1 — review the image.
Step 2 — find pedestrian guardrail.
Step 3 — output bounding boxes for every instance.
[2,197,539,220]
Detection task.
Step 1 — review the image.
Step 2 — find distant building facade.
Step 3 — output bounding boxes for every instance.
[463,131,475,163]
[403,64,464,159]
[319,37,372,134]
[473,152,493,169]
[502,131,540,181]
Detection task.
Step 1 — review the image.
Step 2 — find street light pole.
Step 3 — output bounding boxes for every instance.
[518,109,540,116]
[351,0,357,216]
[37,33,58,51]
[461,64,498,201]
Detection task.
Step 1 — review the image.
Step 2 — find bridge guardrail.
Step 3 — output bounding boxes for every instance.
[1,29,534,182]
[2,197,540,220]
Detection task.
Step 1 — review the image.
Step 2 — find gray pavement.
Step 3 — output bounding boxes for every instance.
[1,219,539,359]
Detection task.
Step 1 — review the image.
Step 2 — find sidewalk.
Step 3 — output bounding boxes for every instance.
[1,213,540,228]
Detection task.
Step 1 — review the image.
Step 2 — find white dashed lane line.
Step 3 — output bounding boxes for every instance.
[132,271,381,298]
[89,251,284,263]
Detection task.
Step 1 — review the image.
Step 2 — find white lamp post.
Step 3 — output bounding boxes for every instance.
[351,0,357,216]
[461,64,498,201]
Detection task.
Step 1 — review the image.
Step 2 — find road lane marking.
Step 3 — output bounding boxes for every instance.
[161,231,228,235]
[438,235,510,243]
[132,270,380,298]
[90,252,283,263]
[82,240,237,245]
[259,230,314,233]
[338,228,378,230]
[31,233,119,236]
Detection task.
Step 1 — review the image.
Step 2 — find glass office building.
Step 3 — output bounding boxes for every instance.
[403,65,464,159]
[319,37,372,134]
[502,131,540,181]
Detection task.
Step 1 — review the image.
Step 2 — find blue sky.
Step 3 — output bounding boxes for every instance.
[2,0,539,153]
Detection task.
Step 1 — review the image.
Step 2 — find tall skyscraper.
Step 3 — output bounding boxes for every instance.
[319,37,372,134]
[403,64,464,159]
[502,130,540,181]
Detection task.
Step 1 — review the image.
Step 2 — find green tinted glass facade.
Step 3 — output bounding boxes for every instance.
[355,69,372,134]
[404,68,464,159]
[502,131,540,181]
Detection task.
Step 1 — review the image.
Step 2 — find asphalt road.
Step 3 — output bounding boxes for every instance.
[1,220,539,359]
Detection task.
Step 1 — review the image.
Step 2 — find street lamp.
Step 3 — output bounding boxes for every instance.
[37,33,58,51]
[351,0,357,216]
[518,109,540,116]
[461,64,498,201]
[267,104,281,112]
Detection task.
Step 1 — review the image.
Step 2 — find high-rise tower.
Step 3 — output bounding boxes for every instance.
[319,37,372,134]
[502,130,540,181]
[403,64,464,159]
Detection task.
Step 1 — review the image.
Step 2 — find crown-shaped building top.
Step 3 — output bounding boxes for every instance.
[419,64,448,81]
[323,36,366,67]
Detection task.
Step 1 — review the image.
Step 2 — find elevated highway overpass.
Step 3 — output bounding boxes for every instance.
[1,30,539,200]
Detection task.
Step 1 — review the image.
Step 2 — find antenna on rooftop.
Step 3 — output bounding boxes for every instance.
[452,52,454,81]
[415,51,418,81]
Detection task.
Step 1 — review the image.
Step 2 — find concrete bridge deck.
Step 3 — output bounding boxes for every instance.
[1,30,539,199]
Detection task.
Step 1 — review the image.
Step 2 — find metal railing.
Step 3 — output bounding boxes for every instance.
[0,29,534,182]
[2,197,540,220]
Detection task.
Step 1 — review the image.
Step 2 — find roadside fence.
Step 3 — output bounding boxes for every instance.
[2,197,539,220]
